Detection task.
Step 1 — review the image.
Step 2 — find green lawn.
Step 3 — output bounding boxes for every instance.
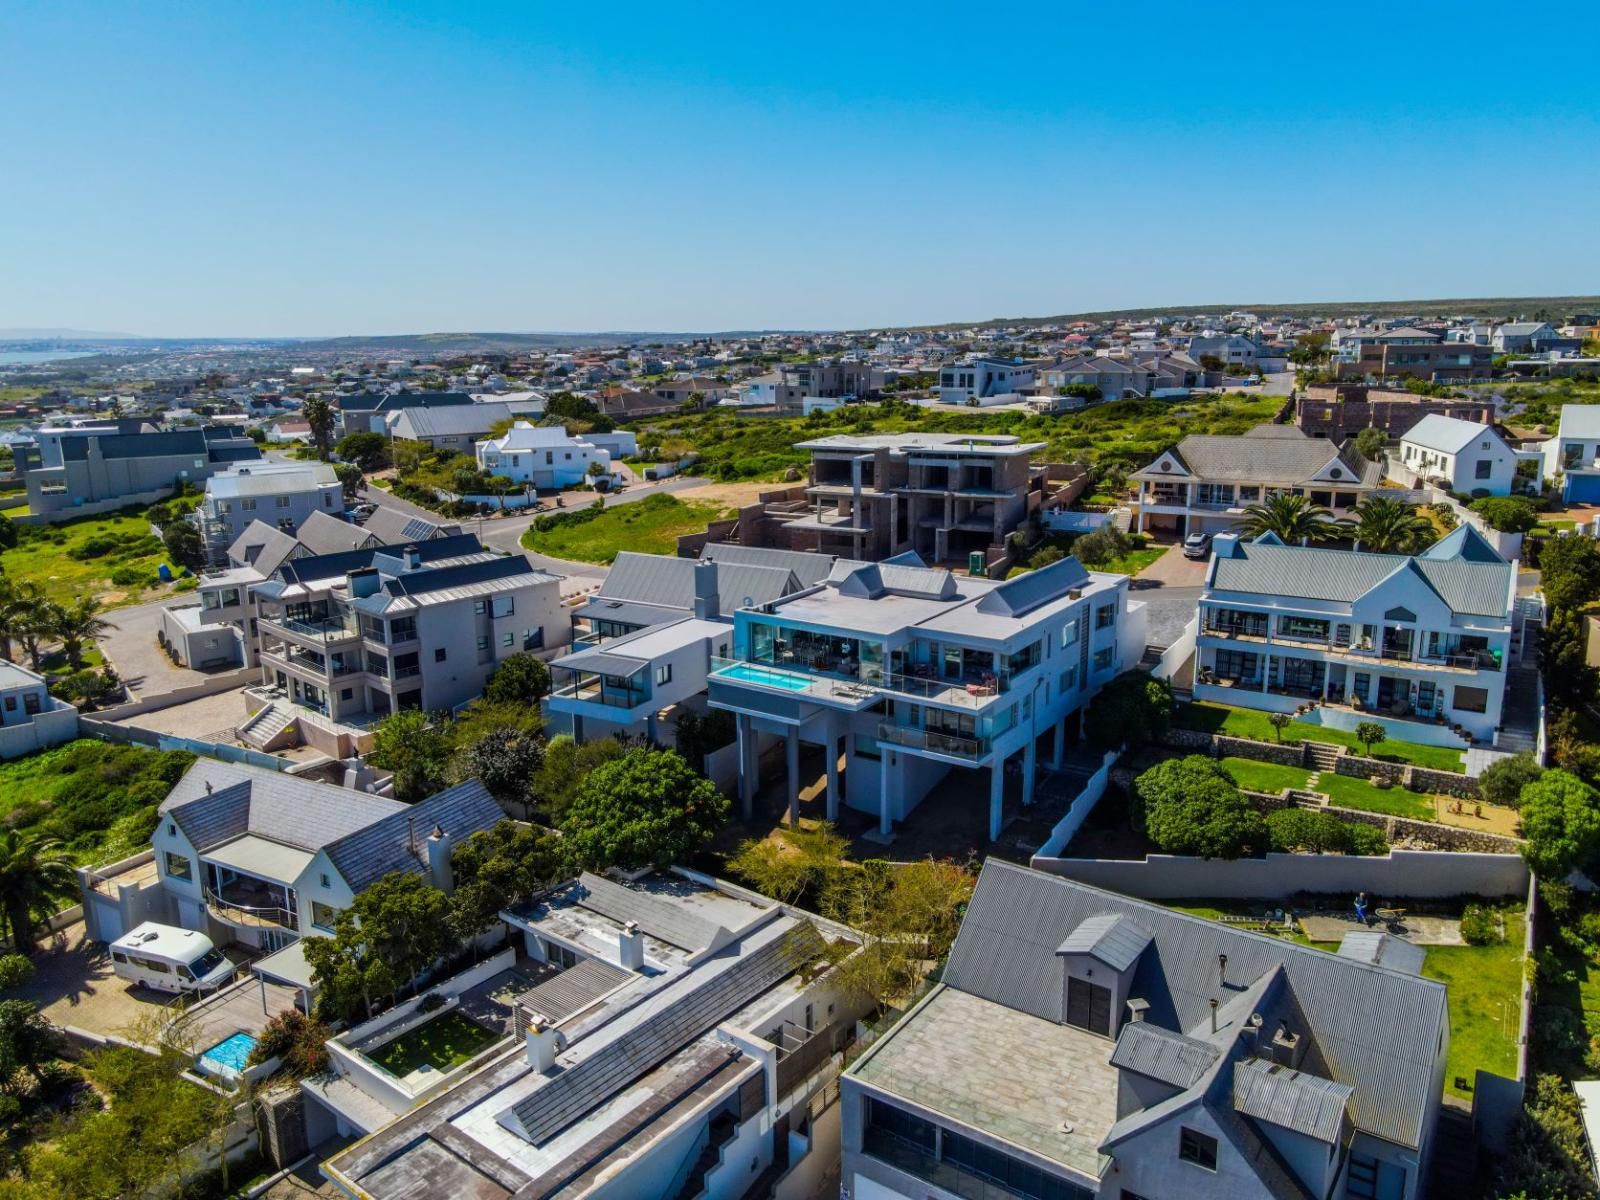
[1220,756,1311,794]
[1096,545,1167,576]
[369,1010,502,1077]
[1175,701,1465,772]
[0,499,201,608]
[522,492,733,564]
[1315,773,1435,820]
[1170,900,1525,1100]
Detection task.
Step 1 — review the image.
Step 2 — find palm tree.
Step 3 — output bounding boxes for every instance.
[0,831,76,955]
[0,579,25,663]
[1238,493,1344,545]
[1352,497,1437,554]
[50,596,112,670]
[0,581,49,670]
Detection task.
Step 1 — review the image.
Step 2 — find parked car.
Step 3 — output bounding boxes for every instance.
[1183,531,1213,559]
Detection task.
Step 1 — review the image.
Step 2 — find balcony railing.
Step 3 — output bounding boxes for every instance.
[205,884,295,930]
[262,613,360,644]
[876,722,989,761]
[710,657,1008,711]
[552,678,651,709]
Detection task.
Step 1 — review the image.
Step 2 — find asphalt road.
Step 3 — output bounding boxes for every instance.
[357,471,712,592]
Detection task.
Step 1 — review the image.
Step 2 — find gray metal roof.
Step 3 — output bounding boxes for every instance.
[227,520,302,574]
[573,596,689,628]
[698,542,839,587]
[941,861,1447,1150]
[978,555,1090,618]
[1232,1057,1353,1143]
[1335,931,1426,976]
[835,561,959,601]
[359,506,459,544]
[553,647,649,676]
[572,872,732,952]
[161,759,407,854]
[1136,428,1379,487]
[391,402,513,438]
[324,779,503,894]
[599,551,798,613]
[1401,413,1492,455]
[1209,536,1511,618]
[1056,913,1152,972]
[1108,1021,1219,1088]
[516,957,632,1025]
[293,510,373,555]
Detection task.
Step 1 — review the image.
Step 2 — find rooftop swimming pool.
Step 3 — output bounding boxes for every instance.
[715,663,813,692]
[198,1031,257,1076]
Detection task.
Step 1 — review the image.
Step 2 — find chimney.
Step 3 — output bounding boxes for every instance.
[525,1013,561,1072]
[1209,997,1219,1033]
[617,920,645,971]
[1271,1020,1304,1067]
[692,560,720,621]
[1126,998,1149,1024]
[347,566,380,598]
[425,824,454,893]
[403,544,422,571]
[1218,953,1227,987]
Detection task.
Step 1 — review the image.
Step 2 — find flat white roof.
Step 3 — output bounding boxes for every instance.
[204,834,315,885]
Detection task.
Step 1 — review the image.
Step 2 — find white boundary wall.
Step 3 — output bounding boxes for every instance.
[1028,848,1529,899]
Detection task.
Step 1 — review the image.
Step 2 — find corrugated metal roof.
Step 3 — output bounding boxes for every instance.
[599,552,798,613]
[391,402,513,438]
[1335,931,1426,975]
[573,597,688,628]
[1402,414,1491,455]
[1134,429,1379,487]
[1233,1057,1353,1143]
[977,555,1090,618]
[699,542,838,587]
[516,957,632,1025]
[1056,913,1151,972]
[941,861,1447,1151]
[227,520,301,574]
[1208,537,1511,618]
[1109,1022,1219,1088]
[554,648,649,676]
[359,507,459,544]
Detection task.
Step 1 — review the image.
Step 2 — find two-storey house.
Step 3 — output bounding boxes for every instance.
[704,555,1145,841]
[1194,526,1516,744]
[1132,425,1381,539]
[843,860,1447,1200]
[1541,404,1600,502]
[194,461,344,565]
[1393,414,1520,496]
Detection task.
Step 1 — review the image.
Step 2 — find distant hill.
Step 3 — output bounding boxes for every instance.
[298,329,803,354]
[925,295,1600,330]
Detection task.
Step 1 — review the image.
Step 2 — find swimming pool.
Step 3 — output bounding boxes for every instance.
[716,663,814,692]
[199,1031,258,1075]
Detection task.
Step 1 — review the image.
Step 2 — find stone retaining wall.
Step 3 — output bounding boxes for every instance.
[1169,729,1482,798]
[1335,754,1406,784]
[1292,798,1520,853]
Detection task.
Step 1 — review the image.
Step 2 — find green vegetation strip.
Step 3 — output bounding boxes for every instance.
[1219,756,1311,794]
[1314,773,1435,820]
[1175,701,1465,772]
[521,492,733,564]
[369,1010,502,1077]
[0,499,200,608]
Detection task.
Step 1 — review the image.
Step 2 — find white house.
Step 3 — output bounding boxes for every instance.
[0,660,78,759]
[1193,526,1516,744]
[1394,414,1518,495]
[475,422,616,489]
[1542,405,1600,503]
[936,358,1036,406]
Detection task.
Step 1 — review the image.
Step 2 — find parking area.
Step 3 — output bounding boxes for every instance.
[16,920,181,1040]
[1135,542,1210,587]
[105,687,253,739]
[98,599,219,698]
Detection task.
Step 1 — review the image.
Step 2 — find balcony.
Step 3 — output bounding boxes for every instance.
[205,879,295,930]
[876,721,989,762]
[551,671,651,710]
[711,657,1007,712]
[260,612,360,645]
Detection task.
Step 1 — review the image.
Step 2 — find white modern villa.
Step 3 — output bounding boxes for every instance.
[1193,526,1516,744]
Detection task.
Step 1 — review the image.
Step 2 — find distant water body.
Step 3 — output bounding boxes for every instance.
[0,349,99,365]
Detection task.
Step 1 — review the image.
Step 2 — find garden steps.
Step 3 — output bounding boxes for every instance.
[240,703,293,750]
[1301,742,1344,772]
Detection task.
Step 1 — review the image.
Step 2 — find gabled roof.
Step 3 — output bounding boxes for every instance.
[359,506,460,545]
[1401,413,1495,455]
[294,510,375,556]
[160,759,406,854]
[1133,427,1378,487]
[835,562,959,601]
[1109,1021,1219,1088]
[598,551,799,613]
[1335,930,1426,975]
[1232,1057,1353,1143]
[390,402,513,438]
[1557,404,1600,440]
[226,520,302,574]
[698,542,839,588]
[976,555,1089,618]
[324,779,503,893]
[1055,912,1151,971]
[359,391,474,413]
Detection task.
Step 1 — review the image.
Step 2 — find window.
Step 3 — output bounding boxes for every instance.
[501,632,514,648]
[2,696,12,712]
[524,627,545,650]
[473,599,487,615]
[1178,1127,1217,1170]
[1061,620,1079,649]
[1346,1152,1405,1200]
[655,663,672,686]
[311,901,340,932]
[434,648,447,663]
[276,496,289,508]
[241,498,256,511]
[477,636,489,652]
[164,852,192,881]
[1065,976,1111,1035]
[491,595,514,618]
[1475,459,1492,479]
[1059,665,1077,691]
[1093,646,1114,671]
[340,687,354,701]
[864,1096,937,1153]
[1453,685,1489,714]
[22,693,40,715]
[1095,604,1115,629]
[320,873,331,888]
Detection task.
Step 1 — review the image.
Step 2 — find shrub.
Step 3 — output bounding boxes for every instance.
[1459,903,1500,945]
[1072,525,1133,567]
[1084,674,1174,751]
[110,564,155,587]
[249,1008,332,1079]
[1134,756,1265,859]
[1479,751,1544,809]
[1469,495,1538,534]
[1344,822,1390,856]
[1265,808,1349,854]
[0,954,35,991]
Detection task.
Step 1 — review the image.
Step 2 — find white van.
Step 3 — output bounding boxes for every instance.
[109,922,235,994]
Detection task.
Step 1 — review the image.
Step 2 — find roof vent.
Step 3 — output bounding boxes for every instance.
[1126,997,1149,1024]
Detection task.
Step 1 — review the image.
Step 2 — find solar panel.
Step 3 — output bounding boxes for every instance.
[506,922,820,1144]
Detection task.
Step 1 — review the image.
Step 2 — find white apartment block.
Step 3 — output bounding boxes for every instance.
[1194,527,1515,744]
[194,461,344,564]
[936,358,1036,406]
[705,556,1146,840]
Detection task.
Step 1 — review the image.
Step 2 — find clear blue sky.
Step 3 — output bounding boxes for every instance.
[4,1,1597,337]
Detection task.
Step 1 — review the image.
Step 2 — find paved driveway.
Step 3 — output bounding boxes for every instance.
[17,921,179,1041]
[99,599,219,698]
[1136,543,1209,588]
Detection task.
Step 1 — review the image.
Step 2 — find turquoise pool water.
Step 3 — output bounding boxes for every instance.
[717,664,813,691]
[200,1031,258,1073]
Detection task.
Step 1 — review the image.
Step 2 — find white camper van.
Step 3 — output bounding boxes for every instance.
[109,922,235,994]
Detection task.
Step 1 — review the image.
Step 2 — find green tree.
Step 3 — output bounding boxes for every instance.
[0,513,15,552]
[533,734,625,818]
[1539,534,1600,614]
[1352,497,1435,553]
[1134,756,1265,859]
[161,518,204,570]
[1352,427,1386,462]
[484,652,552,705]
[1520,769,1600,879]
[0,954,34,991]
[1468,495,1537,534]
[0,579,39,663]
[448,819,560,944]
[304,872,454,1020]
[335,430,390,471]
[1265,808,1352,854]
[49,596,111,670]
[1267,711,1293,743]
[0,831,75,954]
[463,727,543,815]
[1083,674,1174,751]
[1479,751,1544,809]
[1239,492,1343,544]
[730,823,850,908]
[820,857,974,1006]
[249,1008,331,1079]
[368,709,452,803]
[1354,721,1386,756]
[1070,525,1133,567]
[0,999,56,1093]
[302,396,336,460]
[336,462,366,501]
[560,747,729,871]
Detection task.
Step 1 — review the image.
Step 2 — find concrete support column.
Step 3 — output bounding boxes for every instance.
[989,757,1006,842]
[1262,655,1272,693]
[736,714,754,818]
[879,753,892,837]
[1022,738,1037,808]
[785,726,800,826]
[1136,505,1146,535]
[825,733,841,823]
[645,712,658,744]
[1052,716,1066,769]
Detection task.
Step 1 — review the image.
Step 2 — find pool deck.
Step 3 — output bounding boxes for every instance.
[177,975,301,1054]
